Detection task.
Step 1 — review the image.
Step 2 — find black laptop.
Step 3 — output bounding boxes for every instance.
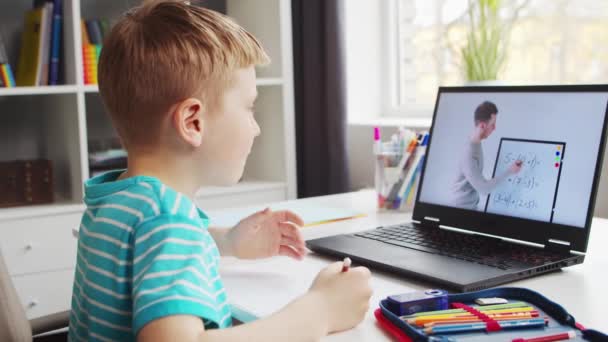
[307,85,608,292]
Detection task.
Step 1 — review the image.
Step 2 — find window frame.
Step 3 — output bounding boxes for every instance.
[381,0,438,119]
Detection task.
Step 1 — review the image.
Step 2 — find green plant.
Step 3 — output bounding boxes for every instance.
[462,0,507,81]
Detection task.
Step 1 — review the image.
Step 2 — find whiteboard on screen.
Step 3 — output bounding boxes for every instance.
[485,139,565,223]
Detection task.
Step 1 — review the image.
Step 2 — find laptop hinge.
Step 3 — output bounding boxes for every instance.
[545,239,571,254]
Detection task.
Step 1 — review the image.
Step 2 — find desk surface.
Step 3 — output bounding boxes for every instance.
[212,190,608,341]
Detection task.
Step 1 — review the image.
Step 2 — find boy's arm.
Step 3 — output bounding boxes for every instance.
[138,291,329,342]
[207,227,233,256]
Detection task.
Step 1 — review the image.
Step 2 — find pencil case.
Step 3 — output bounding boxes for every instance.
[378,287,608,342]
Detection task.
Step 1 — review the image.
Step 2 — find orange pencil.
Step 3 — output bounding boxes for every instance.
[415,310,539,322]
[407,308,536,325]
[422,312,541,327]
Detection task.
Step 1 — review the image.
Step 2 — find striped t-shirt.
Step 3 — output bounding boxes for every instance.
[69,170,231,341]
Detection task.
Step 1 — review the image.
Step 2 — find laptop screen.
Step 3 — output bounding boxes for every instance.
[418,90,608,229]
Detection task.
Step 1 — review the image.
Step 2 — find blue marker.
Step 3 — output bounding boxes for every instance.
[424,318,547,335]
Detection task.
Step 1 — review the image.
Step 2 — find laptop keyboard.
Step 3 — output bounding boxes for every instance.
[354,224,566,270]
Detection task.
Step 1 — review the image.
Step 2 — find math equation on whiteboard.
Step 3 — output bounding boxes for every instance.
[492,192,539,210]
[502,152,542,170]
[486,138,565,223]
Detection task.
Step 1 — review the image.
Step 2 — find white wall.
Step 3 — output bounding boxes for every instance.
[594,146,608,218]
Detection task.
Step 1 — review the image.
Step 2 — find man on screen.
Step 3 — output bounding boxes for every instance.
[449,101,523,210]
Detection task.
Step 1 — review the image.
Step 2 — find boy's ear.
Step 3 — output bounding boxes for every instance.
[173,97,204,147]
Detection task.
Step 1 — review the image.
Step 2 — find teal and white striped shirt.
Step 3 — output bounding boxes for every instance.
[69,171,231,341]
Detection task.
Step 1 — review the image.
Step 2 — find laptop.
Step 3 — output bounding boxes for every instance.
[307,85,608,292]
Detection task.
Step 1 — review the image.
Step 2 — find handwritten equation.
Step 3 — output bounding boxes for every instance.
[492,192,539,210]
[501,152,542,169]
[507,175,540,191]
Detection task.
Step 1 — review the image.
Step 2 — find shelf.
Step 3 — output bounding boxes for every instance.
[0,85,79,96]
[82,84,99,93]
[0,200,85,222]
[78,78,282,95]
[196,180,286,198]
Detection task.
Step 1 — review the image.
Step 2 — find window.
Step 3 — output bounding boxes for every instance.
[389,0,608,117]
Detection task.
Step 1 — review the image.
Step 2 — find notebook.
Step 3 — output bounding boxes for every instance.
[220,256,412,322]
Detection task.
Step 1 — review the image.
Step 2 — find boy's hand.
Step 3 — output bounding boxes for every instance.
[309,262,373,334]
[225,208,307,260]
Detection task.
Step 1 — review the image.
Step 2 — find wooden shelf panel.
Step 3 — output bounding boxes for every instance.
[0,86,79,96]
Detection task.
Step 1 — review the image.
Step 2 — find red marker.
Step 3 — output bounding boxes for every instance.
[512,330,576,342]
[341,257,352,272]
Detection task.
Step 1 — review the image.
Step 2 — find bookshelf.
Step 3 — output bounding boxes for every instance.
[0,0,297,319]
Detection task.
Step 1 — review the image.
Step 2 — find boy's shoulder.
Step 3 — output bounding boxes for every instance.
[84,171,208,228]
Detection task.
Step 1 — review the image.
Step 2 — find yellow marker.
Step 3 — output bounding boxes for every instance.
[406,307,535,325]
[401,302,528,318]
[418,312,539,327]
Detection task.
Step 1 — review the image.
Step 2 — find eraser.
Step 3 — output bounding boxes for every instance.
[474,297,508,305]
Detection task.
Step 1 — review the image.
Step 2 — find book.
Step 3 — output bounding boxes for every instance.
[16,6,44,86]
[1,64,16,87]
[34,0,63,85]
[85,20,104,45]
[99,19,110,38]
[39,2,54,85]
[0,67,6,87]
[81,19,91,45]
[4,64,16,87]
[49,0,63,85]
[220,256,407,322]
[82,44,99,84]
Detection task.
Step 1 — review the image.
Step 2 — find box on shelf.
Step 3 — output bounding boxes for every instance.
[0,159,54,208]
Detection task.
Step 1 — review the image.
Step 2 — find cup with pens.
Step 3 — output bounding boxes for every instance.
[374,127,429,211]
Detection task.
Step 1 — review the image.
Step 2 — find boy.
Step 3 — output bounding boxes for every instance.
[69,1,372,341]
[449,101,522,210]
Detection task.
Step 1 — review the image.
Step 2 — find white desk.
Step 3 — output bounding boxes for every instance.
[213,190,608,340]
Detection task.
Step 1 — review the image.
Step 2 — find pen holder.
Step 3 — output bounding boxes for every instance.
[375,148,419,212]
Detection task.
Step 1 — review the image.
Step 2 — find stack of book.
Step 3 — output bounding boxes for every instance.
[0,35,16,88]
[81,19,109,85]
[16,0,63,86]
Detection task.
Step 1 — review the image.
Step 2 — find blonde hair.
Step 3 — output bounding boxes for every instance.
[98,1,269,148]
